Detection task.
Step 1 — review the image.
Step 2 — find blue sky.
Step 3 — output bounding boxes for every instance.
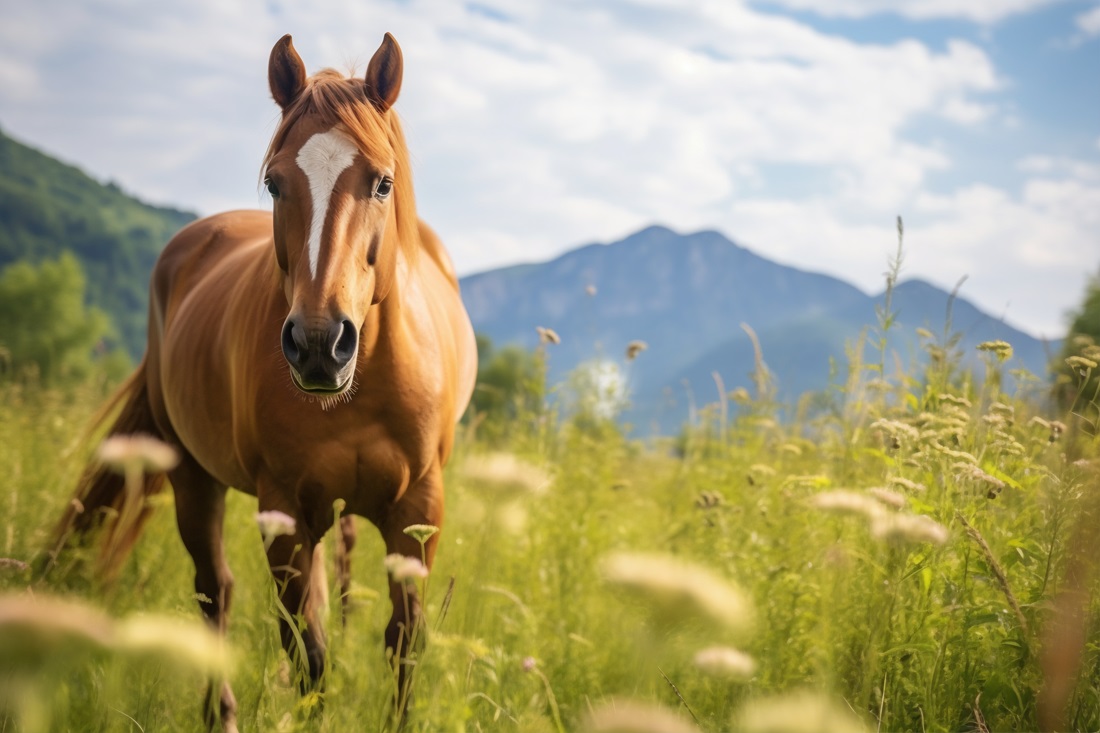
[1,0,1097,338]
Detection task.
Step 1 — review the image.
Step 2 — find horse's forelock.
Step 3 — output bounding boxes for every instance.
[261,70,419,264]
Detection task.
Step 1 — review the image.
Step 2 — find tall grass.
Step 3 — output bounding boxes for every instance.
[1,320,1098,732]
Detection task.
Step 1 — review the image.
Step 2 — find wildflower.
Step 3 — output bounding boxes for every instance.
[98,434,179,474]
[384,553,429,583]
[522,656,537,672]
[991,436,1026,457]
[982,414,1007,429]
[403,524,439,544]
[868,419,919,442]
[739,690,870,733]
[783,474,830,489]
[461,452,551,496]
[937,394,972,409]
[0,595,114,662]
[116,615,232,675]
[884,473,928,490]
[693,646,756,679]
[729,387,752,403]
[953,463,1006,497]
[868,487,906,510]
[940,404,971,425]
[1065,355,1097,372]
[1028,416,1051,430]
[779,443,803,456]
[536,326,561,345]
[977,340,1013,361]
[809,490,883,519]
[695,491,723,509]
[583,699,701,733]
[871,513,949,545]
[748,464,777,478]
[625,340,648,361]
[255,510,297,540]
[864,378,891,393]
[930,441,977,463]
[989,402,1014,418]
[601,552,753,634]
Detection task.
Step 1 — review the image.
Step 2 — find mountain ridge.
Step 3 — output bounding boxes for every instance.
[460,226,1058,433]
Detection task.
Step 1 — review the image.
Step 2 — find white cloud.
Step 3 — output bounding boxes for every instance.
[0,0,1092,336]
[747,0,1067,24]
[1077,4,1100,36]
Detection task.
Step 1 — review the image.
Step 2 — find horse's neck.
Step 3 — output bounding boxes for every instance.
[361,249,413,355]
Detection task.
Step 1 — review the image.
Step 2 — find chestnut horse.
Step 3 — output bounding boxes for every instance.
[52,33,476,731]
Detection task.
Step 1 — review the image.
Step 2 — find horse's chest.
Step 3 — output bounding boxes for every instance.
[250,396,437,517]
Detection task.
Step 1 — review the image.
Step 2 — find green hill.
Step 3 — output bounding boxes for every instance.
[0,125,196,357]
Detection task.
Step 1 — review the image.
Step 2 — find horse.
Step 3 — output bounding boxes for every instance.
[50,33,477,731]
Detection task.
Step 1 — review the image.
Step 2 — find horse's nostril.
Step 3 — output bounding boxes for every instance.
[332,318,358,364]
[281,319,306,367]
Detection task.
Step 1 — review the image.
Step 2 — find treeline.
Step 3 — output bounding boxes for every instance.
[0,125,195,358]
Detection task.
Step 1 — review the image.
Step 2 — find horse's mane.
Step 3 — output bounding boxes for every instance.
[262,69,419,262]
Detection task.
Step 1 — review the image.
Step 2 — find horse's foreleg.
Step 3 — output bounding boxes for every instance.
[261,505,328,695]
[171,457,237,733]
[335,514,357,626]
[381,464,444,713]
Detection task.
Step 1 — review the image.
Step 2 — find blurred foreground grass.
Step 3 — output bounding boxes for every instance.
[1,338,1098,732]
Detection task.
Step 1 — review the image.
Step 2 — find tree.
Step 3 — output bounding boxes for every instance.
[0,253,115,383]
[1053,269,1100,419]
[468,334,545,439]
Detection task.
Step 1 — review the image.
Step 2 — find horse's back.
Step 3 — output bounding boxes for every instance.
[412,221,477,427]
[152,210,274,325]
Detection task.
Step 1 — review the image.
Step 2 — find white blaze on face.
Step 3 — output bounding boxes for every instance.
[296,129,358,279]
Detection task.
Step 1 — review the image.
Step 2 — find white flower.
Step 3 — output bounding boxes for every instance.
[871,513,949,545]
[384,554,429,583]
[601,552,753,634]
[693,646,756,679]
[98,434,179,474]
[255,511,296,540]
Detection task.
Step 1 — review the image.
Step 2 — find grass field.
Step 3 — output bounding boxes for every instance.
[1,334,1099,732]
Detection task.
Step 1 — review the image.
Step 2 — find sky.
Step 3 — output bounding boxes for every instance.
[1,0,1097,339]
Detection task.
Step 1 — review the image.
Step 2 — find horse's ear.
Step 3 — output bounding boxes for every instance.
[364,33,403,112]
[269,34,307,110]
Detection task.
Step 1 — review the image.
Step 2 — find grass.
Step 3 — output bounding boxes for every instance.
[1,330,1099,732]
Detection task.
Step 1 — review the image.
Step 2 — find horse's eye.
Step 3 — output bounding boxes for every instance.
[374,177,393,199]
[266,179,280,198]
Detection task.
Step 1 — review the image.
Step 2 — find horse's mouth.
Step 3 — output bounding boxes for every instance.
[289,368,353,396]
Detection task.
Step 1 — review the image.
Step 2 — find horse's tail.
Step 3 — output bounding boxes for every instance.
[48,359,170,580]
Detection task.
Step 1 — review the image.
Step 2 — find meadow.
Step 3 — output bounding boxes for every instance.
[1,323,1098,733]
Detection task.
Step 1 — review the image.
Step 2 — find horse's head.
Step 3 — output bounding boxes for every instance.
[263,34,413,396]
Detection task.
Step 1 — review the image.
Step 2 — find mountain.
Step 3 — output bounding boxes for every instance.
[0,125,196,357]
[459,226,1059,433]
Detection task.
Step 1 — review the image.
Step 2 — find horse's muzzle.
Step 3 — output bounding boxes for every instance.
[281,315,357,393]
